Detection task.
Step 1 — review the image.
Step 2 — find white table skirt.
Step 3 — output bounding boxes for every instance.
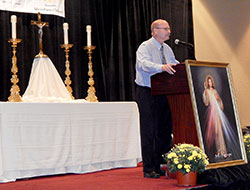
[0,102,141,183]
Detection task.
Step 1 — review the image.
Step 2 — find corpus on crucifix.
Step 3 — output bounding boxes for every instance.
[31,12,49,58]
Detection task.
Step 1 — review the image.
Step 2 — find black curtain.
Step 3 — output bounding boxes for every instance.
[0,0,195,101]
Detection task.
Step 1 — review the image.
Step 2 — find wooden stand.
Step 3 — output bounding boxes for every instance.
[151,63,199,146]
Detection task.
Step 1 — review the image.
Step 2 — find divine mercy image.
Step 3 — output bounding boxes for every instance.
[201,74,241,163]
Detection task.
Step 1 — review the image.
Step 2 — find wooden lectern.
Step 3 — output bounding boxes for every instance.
[151,63,199,146]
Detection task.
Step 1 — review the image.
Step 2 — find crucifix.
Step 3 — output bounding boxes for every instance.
[31,12,49,58]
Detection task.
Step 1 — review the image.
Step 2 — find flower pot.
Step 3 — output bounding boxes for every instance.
[176,170,197,186]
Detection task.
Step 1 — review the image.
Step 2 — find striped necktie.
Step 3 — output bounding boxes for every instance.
[160,45,167,64]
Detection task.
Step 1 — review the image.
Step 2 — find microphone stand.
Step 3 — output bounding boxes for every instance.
[174,39,196,60]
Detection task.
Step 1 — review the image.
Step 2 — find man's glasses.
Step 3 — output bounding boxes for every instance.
[156,27,170,31]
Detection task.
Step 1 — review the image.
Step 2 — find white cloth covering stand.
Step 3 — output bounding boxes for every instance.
[0,102,141,183]
[22,57,73,102]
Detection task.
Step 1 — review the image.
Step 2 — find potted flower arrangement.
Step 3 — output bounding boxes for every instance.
[163,143,209,186]
[243,134,250,162]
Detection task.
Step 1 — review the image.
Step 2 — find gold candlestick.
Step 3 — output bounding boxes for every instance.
[60,44,74,99]
[8,38,22,102]
[84,46,98,102]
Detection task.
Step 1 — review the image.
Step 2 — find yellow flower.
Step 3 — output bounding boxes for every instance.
[179,144,192,149]
[184,164,191,169]
[197,154,201,159]
[204,160,209,165]
[244,134,250,138]
[202,152,207,157]
[174,158,179,164]
[186,169,190,173]
[192,151,198,157]
[177,164,182,169]
[167,152,177,159]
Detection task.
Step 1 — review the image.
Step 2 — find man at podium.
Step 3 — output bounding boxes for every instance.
[135,19,179,178]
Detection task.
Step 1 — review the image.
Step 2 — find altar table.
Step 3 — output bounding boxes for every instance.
[0,102,141,183]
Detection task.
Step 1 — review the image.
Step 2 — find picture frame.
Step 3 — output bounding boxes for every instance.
[185,60,247,169]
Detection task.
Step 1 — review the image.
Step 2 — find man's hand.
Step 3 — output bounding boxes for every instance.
[161,64,177,75]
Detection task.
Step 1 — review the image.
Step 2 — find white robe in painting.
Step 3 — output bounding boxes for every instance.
[203,85,241,161]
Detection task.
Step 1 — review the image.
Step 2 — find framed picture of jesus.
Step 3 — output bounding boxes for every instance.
[185,60,247,169]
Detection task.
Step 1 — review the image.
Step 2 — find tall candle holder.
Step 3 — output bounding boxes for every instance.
[60,44,74,99]
[8,38,22,102]
[84,46,98,102]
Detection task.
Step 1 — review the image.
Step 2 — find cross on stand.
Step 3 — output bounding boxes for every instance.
[31,12,49,58]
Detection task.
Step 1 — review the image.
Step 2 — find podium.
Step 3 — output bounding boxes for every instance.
[151,63,199,146]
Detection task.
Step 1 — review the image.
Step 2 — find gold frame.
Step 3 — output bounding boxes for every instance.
[185,60,247,169]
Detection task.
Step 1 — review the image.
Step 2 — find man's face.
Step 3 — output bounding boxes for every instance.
[154,22,171,42]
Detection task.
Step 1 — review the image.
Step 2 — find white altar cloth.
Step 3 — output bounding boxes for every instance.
[22,57,72,102]
[0,102,141,183]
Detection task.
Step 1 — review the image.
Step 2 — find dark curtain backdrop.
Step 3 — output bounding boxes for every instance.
[0,0,195,101]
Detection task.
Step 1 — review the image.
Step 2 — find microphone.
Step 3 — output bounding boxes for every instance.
[174,39,194,47]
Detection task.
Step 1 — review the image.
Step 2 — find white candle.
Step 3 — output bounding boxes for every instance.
[86,25,92,47]
[63,23,69,44]
[11,15,17,39]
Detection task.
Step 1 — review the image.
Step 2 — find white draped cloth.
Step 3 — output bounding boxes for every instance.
[0,102,141,183]
[22,57,73,102]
